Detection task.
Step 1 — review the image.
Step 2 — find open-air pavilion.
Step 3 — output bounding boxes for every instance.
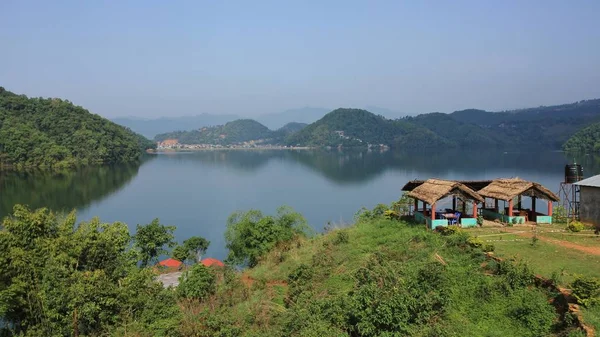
[477,178,560,224]
[404,179,485,229]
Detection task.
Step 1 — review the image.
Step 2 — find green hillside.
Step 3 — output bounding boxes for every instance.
[285,108,449,148]
[155,119,275,145]
[0,87,155,169]
[277,122,308,134]
[563,121,600,153]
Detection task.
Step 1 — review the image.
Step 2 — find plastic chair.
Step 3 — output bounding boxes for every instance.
[449,212,461,225]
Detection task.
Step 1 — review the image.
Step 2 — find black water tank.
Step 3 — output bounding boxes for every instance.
[565,164,583,183]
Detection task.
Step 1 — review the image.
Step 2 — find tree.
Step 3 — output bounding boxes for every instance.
[133,218,176,267]
[172,236,210,265]
[176,264,216,300]
[224,206,309,267]
[0,205,179,336]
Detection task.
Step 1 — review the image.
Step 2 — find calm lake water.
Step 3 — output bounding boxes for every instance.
[2,149,599,261]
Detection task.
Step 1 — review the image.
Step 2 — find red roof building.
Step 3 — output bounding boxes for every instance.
[201,258,225,267]
[158,258,182,268]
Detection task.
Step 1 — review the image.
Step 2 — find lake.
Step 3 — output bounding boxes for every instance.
[1,149,598,261]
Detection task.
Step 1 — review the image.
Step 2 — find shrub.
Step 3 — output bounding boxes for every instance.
[571,276,600,307]
[477,215,484,227]
[436,226,460,236]
[467,236,483,249]
[483,244,495,252]
[177,264,216,300]
[566,221,585,233]
[553,205,568,224]
[332,231,349,245]
[511,217,518,225]
[383,209,400,221]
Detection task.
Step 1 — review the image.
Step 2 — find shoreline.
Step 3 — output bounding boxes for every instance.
[155,146,314,152]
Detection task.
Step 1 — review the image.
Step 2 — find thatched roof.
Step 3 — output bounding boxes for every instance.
[406,179,485,205]
[477,178,559,202]
[402,179,493,192]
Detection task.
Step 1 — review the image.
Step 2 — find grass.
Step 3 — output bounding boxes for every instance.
[467,225,600,283]
[187,218,588,336]
[581,305,600,332]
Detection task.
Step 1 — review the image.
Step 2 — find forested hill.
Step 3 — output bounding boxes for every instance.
[563,121,600,152]
[154,119,307,145]
[286,100,600,149]
[0,87,155,169]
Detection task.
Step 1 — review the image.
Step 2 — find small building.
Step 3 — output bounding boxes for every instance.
[478,178,559,224]
[404,179,485,229]
[574,174,600,227]
[158,258,183,269]
[201,258,225,268]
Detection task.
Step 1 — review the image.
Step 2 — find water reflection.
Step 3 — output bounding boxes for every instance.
[156,149,600,184]
[0,162,143,219]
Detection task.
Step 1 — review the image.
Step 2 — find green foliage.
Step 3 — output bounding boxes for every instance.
[511,217,518,225]
[477,214,484,226]
[177,264,216,300]
[467,236,484,248]
[155,119,276,145]
[436,225,461,236]
[332,231,349,245]
[383,209,400,220]
[172,236,211,265]
[564,121,600,153]
[553,205,569,224]
[567,221,586,232]
[571,276,600,307]
[0,205,178,336]
[483,243,495,252]
[133,218,176,267]
[224,206,309,267]
[0,87,154,169]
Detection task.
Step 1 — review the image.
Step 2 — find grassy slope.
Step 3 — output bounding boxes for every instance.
[189,219,583,336]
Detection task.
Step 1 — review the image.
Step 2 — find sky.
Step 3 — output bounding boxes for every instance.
[1,0,600,119]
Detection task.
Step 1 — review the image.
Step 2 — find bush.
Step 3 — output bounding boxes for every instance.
[566,221,585,233]
[483,244,495,252]
[553,205,568,224]
[383,209,400,221]
[332,231,349,245]
[477,215,484,227]
[571,276,600,307]
[436,226,460,236]
[467,236,484,248]
[177,264,216,300]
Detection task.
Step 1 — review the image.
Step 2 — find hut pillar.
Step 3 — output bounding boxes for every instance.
[531,197,537,214]
[462,200,466,214]
[508,199,514,216]
[452,196,456,211]
[472,202,478,218]
[494,199,499,212]
[547,201,553,217]
[517,196,522,210]
[431,203,436,221]
[414,198,418,214]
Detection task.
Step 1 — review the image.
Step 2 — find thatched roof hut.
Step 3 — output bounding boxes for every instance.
[477,178,559,202]
[406,179,485,205]
[402,179,493,192]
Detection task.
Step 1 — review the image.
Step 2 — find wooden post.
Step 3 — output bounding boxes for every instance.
[462,200,466,213]
[517,195,522,210]
[531,196,536,214]
[472,201,478,219]
[414,198,418,214]
[547,201,553,217]
[508,199,514,217]
[431,203,436,221]
[494,199,499,212]
[452,196,456,211]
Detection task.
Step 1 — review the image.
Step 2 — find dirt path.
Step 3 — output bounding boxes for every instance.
[501,227,600,256]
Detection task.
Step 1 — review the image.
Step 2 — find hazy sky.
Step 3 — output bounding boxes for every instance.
[2,1,600,118]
